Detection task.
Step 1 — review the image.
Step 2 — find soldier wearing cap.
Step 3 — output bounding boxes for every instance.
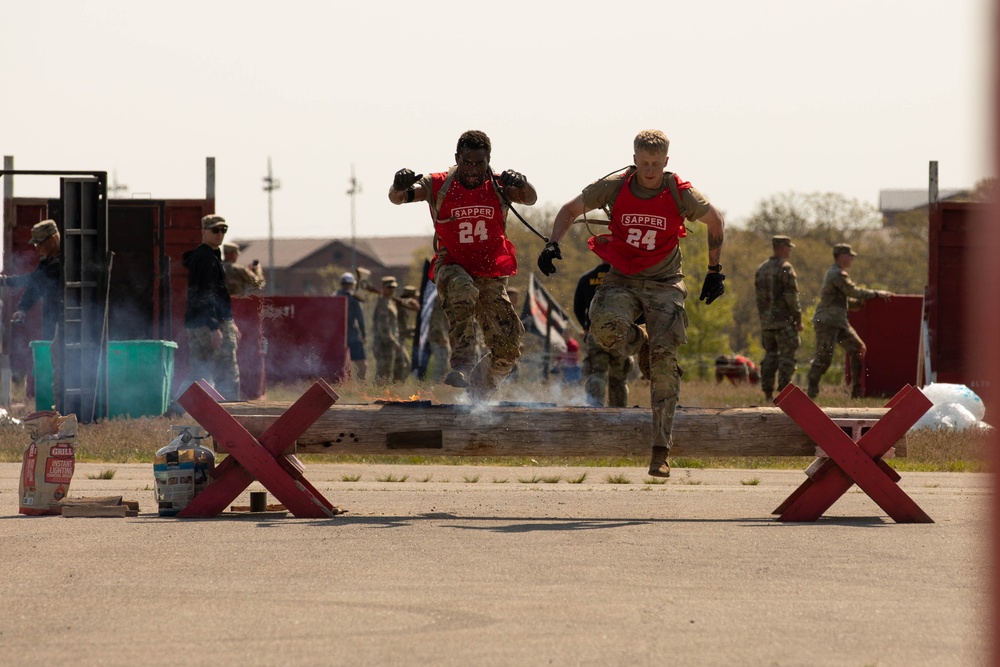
[806,243,893,399]
[393,285,420,382]
[180,215,240,400]
[0,220,63,338]
[0,220,63,407]
[754,235,803,401]
[335,272,367,381]
[372,276,404,383]
[222,242,266,297]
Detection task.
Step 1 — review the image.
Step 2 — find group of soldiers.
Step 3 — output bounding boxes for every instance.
[754,236,893,402]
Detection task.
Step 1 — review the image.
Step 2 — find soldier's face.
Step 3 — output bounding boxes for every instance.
[633,149,669,189]
[455,147,490,189]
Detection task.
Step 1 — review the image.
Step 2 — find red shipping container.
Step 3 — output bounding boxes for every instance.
[847,295,922,398]
[258,296,349,386]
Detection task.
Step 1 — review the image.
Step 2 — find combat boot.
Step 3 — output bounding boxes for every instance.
[763,390,774,403]
[648,446,670,478]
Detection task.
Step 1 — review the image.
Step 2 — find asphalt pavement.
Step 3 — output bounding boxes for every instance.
[0,462,990,666]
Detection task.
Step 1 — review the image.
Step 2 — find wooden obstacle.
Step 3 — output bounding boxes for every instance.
[221,400,906,459]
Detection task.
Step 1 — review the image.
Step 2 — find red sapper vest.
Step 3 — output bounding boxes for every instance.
[429,171,517,278]
[587,171,690,274]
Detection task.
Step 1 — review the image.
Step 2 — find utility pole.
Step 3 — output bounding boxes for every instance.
[262,157,281,292]
[108,169,128,198]
[347,164,361,272]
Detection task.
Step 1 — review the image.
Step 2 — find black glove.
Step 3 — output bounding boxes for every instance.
[393,168,422,192]
[699,272,726,305]
[498,169,526,189]
[537,241,562,276]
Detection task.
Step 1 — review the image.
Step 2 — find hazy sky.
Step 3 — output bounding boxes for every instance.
[2,0,992,244]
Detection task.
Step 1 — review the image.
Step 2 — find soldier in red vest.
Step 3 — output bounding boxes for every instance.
[538,130,726,478]
[388,130,537,401]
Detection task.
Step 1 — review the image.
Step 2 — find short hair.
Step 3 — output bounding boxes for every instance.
[456,130,491,155]
[634,130,670,155]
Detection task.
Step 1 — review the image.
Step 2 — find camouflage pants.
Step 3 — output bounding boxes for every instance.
[393,340,412,382]
[185,321,240,400]
[374,340,401,384]
[806,323,864,397]
[583,331,631,407]
[760,324,800,394]
[589,278,687,449]
[435,263,523,396]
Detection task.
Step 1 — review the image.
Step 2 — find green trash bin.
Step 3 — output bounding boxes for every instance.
[29,340,54,412]
[106,340,178,418]
[30,340,178,418]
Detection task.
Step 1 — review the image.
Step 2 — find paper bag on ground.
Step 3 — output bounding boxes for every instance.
[19,411,78,516]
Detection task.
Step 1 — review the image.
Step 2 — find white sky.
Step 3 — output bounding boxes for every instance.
[1,0,993,241]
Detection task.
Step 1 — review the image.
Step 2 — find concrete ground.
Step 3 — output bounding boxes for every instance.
[0,462,990,667]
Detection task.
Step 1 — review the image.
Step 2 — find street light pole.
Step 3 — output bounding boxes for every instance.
[347,164,362,272]
[262,156,281,292]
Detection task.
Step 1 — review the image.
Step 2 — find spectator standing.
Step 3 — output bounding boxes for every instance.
[754,235,802,401]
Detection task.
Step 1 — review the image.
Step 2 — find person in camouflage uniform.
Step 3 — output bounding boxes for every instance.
[372,276,404,384]
[574,263,632,407]
[393,285,420,382]
[806,243,893,399]
[222,242,266,297]
[754,235,802,401]
[426,294,451,382]
[539,129,726,478]
[388,130,536,401]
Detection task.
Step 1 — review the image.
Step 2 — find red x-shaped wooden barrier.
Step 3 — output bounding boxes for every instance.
[175,379,340,519]
[772,384,934,523]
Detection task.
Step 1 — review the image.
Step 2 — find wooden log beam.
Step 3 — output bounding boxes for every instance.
[219,401,906,458]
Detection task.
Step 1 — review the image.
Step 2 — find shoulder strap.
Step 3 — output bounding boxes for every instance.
[664,172,690,219]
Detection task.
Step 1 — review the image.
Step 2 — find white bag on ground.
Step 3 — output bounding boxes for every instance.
[911,383,990,431]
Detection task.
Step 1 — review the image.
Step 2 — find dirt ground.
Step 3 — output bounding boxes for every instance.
[0,462,991,666]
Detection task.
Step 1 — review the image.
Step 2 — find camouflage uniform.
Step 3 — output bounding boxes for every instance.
[393,291,419,382]
[186,321,240,399]
[575,264,631,407]
[754,247,801,397]
[580,171,709,451]
[223,261,266,297]
[806,252,883,398]
[434,261,523,399]
[582,332,632,407]
[373,294,402,383]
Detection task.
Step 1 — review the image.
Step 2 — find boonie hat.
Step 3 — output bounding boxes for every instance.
[772,235,795,248]
[29,220,58,246]
[833,243,858,257]
[201,214,227,230]
[340,272,356,284]
[382,276,398,287]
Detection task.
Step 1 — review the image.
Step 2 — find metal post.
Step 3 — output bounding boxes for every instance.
[347,164,361,272]
[1,155,13,406]
[206,157,216,202]
[262,157,280,293]
[929,160,939,204]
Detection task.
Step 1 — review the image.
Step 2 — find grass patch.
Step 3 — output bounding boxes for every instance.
[567,472,588,484]
[605,473,631,484]
[540,475,562,484]
[375,473,408,483]
[418,475,433,483]
[340,473,362,482]
[518,475,542,484]
[463,474,480,483]
[740,477,761,486]
[86,468,116,480]
[644,478,668,485]
[491,477,509,483]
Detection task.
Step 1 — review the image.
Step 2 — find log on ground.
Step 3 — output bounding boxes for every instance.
[220,402,906,458]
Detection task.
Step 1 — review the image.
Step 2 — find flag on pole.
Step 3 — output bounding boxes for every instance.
[414,259,437,379]
[522,272,573,354]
